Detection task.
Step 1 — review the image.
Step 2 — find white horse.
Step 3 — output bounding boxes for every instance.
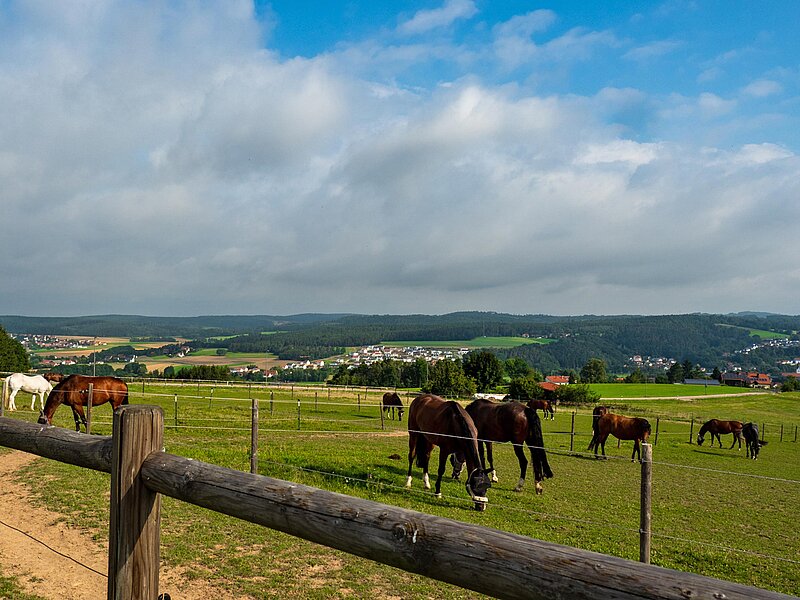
[2,373,53,412]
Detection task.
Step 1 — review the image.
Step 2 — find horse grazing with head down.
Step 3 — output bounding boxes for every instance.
[696,419,744,449]
[406,394,491,510]
[588,412,651,461]
[742,422,766,459]
[381,392,404,421]
[37,374,128,432]
[2,373,52,412]
[527,398,555,420]
[453,398,553,495]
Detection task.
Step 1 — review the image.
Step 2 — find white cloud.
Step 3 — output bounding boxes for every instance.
[741,79,783,98]
[623,39,682,61]
[397,0,478,36]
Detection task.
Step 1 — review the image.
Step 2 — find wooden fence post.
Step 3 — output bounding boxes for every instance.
[173,394,178,428]
[654,418,660,446]
[761,423,766,443]
[570,412,575,453]
[86,383,93,435]
[270,391,274,416]
[639,442,652,564]
[250,397,259,474]
[689,417,694,444]
[315,391,318,412]
[380,399,385,431]
[108,405,164,600]
[297,397,301,430]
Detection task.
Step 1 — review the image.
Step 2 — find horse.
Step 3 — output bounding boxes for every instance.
[527,398,555,420]
[591,405,609,442]
[2,373,53,412]
[588,412,651,461]
[453,398,553,494]
[742,422,767,459]
[405,393,491,510]
[381,392,404,421]
[696,419,744,449]
[42,372,65,384]
[37,374,129,432]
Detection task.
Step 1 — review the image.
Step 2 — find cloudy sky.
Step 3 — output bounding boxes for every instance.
[1,1,799,317]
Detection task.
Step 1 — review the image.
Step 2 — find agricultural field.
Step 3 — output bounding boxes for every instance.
[381,336,554,348]
[1,382,799,598]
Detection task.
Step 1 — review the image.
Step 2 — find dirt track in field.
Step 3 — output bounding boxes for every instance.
[0,450,247,599]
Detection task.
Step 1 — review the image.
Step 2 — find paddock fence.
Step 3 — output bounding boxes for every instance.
[1,406,794,600]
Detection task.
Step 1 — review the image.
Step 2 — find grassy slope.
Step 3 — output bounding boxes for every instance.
[4,384,799,597]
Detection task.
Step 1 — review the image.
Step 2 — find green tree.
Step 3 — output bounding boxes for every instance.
[507,376,543,400]
[553,383,600,405]
[122,362,147,376]
[0,326,29,372]
[667,362,685,383]
[781,377,800,392]
[462,350,503,392]
[580,358,607,383]
[504,357,533,379]
[625,369,646,383]
[423,359,476,398]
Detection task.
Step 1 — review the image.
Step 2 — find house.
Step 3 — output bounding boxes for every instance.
[721,372,772,388]
[538,381,558,393]
[545,375,570,385]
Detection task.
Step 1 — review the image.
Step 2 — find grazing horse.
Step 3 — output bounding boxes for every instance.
[37,374,128,432]
[527,398,555,420]
[696,419,744,449]
[42,372,65,384]
[742,422,767,459]
[454,399,553,494]
[2,373,52,412]
[405,394,491,509]
[381,391,404,421]
[588,412,651,461]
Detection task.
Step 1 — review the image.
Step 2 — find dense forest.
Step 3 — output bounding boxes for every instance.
[3,312,800,375]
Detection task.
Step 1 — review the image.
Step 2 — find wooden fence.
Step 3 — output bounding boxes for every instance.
[0,405,793,600]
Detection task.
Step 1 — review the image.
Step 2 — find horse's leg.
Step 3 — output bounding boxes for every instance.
[600,434,608,459]
[71,405,86,432]
[405,433,416,488]
[631,439,639,462]
[513,443,528,493]
[485,442,498,483]
[7,388,18,411]
[434,451,449,498]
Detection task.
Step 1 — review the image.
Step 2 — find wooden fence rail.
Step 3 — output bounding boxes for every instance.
[0,407,793,600]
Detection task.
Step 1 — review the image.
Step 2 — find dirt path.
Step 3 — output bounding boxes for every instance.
[0,450,246,599]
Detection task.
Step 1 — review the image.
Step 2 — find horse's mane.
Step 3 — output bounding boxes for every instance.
[448,401,480,464]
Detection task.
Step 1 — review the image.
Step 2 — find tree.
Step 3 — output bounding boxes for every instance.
[423,359,476,398]
[580,358,607,384]
[504,357,533,379]
[122,362,147,376]
[625,369,646,383]
[781,377,800,392]
[508,376,543,400]
[667,362,685,383]
[462,351,503,392]
[0,326,29,372]
[712,367,722,382]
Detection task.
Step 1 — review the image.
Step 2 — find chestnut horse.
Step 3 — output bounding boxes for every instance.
[381,391,404,421]
[406,394,491,509]
[742,422,766,459]
[453,399,553,495]
[591,405,608,440]
[588,412,651,461]
[527,398,555,420]
[38,374,128,432]
[696,419,744,449]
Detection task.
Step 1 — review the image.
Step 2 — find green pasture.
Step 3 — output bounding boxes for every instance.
[381,336,553,349]
[2,383,799,597]
[589,382,762,399]
[717,323,790,340]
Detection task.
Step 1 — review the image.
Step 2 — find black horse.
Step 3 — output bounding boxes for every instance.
[381,391,404,421]
[742,422,767,459]
[406,394,491,510]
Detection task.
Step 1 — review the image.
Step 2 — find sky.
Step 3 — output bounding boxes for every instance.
[1,0,799,317]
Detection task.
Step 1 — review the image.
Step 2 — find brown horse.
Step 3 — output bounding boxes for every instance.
[42,372,65,384]
[381,391,404,421]
[527,398,555,420]
[455,399,553,494]
[697,419,744,449]
[38,374,129,432]
[406,394,491,509]
[591,405,609,440]
[588,412,651,461]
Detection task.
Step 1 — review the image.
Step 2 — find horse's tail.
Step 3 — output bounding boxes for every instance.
[524,406,553,480]
[1,376,8,408]
[122,388,129,405]
[414,431,428,469]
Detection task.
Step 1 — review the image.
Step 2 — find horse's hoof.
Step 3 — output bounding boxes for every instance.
[491,474,499,483]
[535,484,544,496]
[434,492,442,498]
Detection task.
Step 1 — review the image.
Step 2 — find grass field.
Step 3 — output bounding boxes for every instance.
[2,382,799,598]
[381,336,554,348]
[717,324,791,340]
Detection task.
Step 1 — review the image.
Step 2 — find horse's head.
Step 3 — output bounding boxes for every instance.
[465,468,491,504]
[696,433,704,445]
[642,419,652,441]
[398,406,405,421]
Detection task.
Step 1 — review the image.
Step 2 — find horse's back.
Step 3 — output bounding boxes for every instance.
[382,391,402,406]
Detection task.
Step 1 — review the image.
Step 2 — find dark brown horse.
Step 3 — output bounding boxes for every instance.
[591,405,608,439]
[406,394,491,509]
[38,374,129,432]
[455,399,553,494]
[381,391,404,421]
[42,372,65,384]
[742,422,766,459]
[588,412,651,461]
[697,419,744,449]
[527,398,555,420]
